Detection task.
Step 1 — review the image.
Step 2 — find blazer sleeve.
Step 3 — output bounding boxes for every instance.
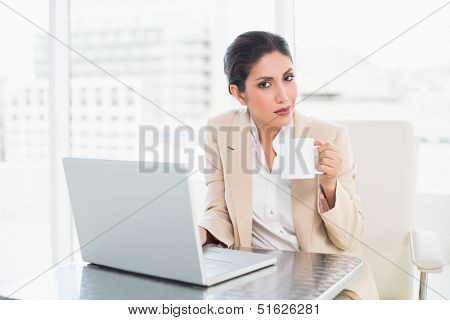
[198,121,235,248]
[316,125,364,252]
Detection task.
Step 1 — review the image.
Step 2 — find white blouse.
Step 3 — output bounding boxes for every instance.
[249,117,300,252]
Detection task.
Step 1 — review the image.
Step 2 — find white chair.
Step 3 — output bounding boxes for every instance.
[338,120,446,299]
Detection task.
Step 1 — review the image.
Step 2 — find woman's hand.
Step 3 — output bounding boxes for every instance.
[314,139,342,187]
[198,227,228,248]
[314,139,342,208]
[199,226,208,245]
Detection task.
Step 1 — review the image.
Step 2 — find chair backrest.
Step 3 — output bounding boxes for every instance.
[337,120,417,299]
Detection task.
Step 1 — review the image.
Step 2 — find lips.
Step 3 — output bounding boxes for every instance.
[274,106,291,115]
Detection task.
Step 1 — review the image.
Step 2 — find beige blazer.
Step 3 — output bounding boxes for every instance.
[199,108,379,300]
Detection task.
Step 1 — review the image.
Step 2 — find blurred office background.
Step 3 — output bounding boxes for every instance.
[0,0,449,298]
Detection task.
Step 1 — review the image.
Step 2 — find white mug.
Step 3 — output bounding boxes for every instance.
[279,137,324,180]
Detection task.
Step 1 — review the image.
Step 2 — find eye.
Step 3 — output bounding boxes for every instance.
[257,81,271,88]
[284,74,295,81]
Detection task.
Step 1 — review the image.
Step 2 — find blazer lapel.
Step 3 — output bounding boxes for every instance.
[290,110,318,251]
[225,109,253,248]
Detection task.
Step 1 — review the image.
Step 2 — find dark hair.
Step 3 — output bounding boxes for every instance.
[223,31,293,94]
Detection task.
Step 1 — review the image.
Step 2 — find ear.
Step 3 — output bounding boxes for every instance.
[229,84,247,106]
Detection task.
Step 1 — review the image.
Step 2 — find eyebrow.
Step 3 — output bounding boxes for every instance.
[253,67,293,81]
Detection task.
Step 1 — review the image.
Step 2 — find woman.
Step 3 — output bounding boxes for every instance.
[198,31,379,300]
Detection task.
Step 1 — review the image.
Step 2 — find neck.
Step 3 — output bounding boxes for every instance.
[255,121,281,145]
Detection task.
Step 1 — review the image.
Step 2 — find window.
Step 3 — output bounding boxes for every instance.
[294,0,450,193]
[110,87,118,106]
[0,0,52,287]
[80,87,87,105]
[70,0,218,160]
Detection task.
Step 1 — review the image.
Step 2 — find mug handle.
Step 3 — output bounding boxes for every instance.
[313,146,325,175]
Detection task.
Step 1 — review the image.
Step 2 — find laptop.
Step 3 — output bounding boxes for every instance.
[62,158,277,286]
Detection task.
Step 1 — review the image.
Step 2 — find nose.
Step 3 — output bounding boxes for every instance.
[275,84,289,104]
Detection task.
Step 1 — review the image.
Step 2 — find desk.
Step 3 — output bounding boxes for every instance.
[0,248,361,300]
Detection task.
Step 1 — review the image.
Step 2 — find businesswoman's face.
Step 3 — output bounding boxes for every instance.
[230,51,298,129]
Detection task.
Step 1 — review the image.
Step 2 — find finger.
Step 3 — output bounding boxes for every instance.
[318,146,338,155]
[318,164,338,176]
[314,139,324,147]
[320,158,338,168]
[318,149,339,157]
[319,155,339,163]
[318,142,338,152]
[316,161,334,171]
[319,150,341,162]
